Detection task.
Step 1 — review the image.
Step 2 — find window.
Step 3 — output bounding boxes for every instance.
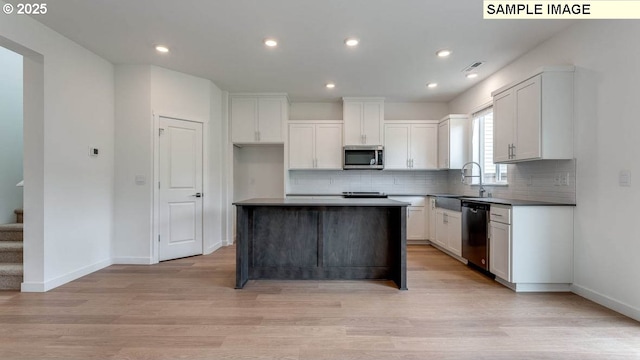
[471,107,507,185]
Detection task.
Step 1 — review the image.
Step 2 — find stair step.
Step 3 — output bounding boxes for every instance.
[0,264,22,276]
[0,223,23,241]
[0,264,22,290]
[0,241,23,263]
[15,209,23,224]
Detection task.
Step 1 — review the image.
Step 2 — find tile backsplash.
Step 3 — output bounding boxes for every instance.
[448,159,576,203]
[288,159,576,203]
[288,170,450,195]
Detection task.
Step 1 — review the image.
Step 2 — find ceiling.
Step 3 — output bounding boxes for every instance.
[17,0,574,102]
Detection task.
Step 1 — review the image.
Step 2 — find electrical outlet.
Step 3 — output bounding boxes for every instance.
[554,173,561,186]
[561,173,569,186]
[329,177,334,185]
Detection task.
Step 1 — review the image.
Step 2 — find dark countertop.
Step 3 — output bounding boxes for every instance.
[459,197,576,206]
[234,198,410,207]
[286,193,430,197]
[286,194,343,197]
[427,193,463,198]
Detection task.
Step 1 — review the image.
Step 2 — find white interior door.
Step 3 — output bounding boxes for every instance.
[159,117,203,261]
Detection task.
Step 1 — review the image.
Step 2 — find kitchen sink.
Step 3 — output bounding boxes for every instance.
[433,194,485,212]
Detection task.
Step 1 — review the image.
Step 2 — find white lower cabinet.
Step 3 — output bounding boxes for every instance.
[488,204,574,292]
[427,197,436,241]
[407,206,426,240]
[389,197,426,241]
[434,208,462,257]
[489,220,511,282]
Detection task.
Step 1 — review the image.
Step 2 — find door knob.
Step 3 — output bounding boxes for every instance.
[192,193,202,198]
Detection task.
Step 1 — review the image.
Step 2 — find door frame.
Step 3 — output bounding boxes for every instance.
[152,112,208,264]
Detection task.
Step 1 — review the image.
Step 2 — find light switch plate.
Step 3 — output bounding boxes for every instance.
[619,170,631,187]
[135,175,146,185]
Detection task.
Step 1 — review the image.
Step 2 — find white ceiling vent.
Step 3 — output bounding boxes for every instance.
[462,61,485,73]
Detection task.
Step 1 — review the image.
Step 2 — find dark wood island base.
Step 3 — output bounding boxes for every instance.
[234,198,409,290]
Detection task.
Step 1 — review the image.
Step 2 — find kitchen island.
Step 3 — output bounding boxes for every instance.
[233,198,409,290]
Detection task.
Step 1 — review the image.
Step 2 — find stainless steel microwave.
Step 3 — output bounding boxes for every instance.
[343,145,384,170]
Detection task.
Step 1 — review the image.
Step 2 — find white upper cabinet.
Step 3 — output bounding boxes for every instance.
[384,124,410,169]
[231,94,288,144]
[438,114,469,169]
[288,123,315,169]
[492,66,574,163]
[343,98,384,145]
[384,122,438,170]
[288,121,343,170]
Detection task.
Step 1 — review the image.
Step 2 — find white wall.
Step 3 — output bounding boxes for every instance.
[0,3,115,291]
[0,46,23,224]
[385,102,449,120]
[114,65,152,263]
[233,145,284,201]
[448,21,640,320]
[290,102,342,120]
[289,101,449,120]
[114,65,226,262]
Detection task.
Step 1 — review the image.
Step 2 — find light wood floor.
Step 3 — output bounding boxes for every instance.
[0,245,638,360]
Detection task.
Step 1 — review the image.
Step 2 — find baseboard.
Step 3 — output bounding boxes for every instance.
[495,278,571,292]
[224,237,235,246]
[205,241,223,254]
[429,243,468,265]
[21,282,45,292]
[112,257,152,265]
[21,258,112,293]
[407,239,429,245]
[571,283,640,322]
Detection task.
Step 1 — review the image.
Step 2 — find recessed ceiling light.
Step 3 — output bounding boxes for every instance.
[155,45,170,53]
[426,82,438,88]
[466,73,479,79]
[345,38,359,47]
[436,49,452,57]
[264,38,278,47]
[326,83,336,89]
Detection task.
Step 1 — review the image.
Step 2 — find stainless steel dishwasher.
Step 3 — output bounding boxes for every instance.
[462,201,490,271]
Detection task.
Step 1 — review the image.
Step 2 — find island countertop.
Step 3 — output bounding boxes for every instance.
[233,198,410,207]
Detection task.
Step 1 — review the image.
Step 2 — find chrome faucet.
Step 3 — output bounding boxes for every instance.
[461,161,486,198]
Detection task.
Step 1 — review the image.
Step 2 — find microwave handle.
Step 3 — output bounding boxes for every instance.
[375,150,378,166]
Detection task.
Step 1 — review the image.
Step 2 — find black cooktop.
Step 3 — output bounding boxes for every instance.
[342,191,388,198]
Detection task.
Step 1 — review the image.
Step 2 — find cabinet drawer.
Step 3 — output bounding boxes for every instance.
[490,205,511,224]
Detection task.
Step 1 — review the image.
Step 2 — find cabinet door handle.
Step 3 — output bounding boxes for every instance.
[511,144,516,158]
